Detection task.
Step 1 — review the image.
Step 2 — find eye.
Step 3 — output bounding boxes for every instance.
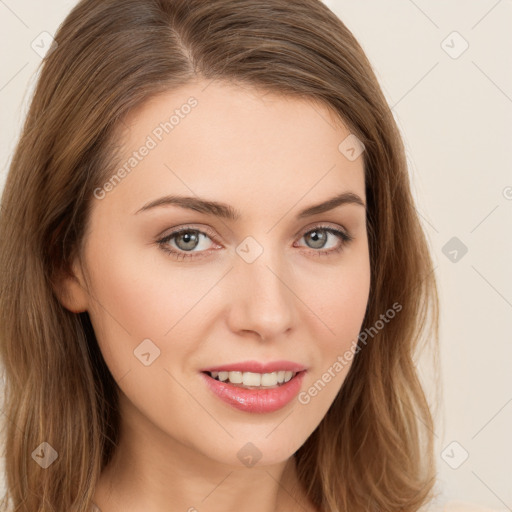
[156,224,353,261]
[295,225,353,256]
[156,226,219,261]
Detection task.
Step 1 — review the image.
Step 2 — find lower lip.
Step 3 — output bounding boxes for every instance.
[200,371,306,413]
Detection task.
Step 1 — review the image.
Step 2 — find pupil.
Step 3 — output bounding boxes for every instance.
[177,231,199,251]
[307,229,326,249]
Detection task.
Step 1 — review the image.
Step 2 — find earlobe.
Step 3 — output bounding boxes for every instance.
[52,259,90,313]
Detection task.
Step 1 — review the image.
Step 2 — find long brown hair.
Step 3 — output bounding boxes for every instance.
[0,0,440,510]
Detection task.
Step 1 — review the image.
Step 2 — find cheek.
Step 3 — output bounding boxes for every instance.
[82,233,222,379]
[325,271,370,338]
[295,254,370,411]
[84,231,210,332]
[299,247,370,384]
[304,248,371,345]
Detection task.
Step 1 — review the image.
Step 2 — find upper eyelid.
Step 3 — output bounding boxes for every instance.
[158,223,350,249]
[159,222,348,241]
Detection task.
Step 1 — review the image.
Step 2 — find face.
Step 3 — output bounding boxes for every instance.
[62,79,370,468]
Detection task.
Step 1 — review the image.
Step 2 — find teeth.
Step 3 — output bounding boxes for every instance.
[243,372,261,386]
[207,370,298,387]
[228,371,242,384]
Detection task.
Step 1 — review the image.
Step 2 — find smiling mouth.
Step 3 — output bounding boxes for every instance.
[202,370,303,389]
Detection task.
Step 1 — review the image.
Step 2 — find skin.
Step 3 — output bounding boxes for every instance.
[56,79,371,512]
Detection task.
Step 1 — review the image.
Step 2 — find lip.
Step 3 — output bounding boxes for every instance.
[200,370,307,413]
[200,360,307,373]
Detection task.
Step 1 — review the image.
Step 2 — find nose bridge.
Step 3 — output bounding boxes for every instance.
[229,237,296,338]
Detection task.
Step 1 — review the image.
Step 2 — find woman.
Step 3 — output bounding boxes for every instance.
[0,0,439,510]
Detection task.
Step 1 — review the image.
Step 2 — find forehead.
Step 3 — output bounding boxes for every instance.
[102,79,366,218]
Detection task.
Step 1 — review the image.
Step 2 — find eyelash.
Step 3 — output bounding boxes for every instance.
[156,224,354,261]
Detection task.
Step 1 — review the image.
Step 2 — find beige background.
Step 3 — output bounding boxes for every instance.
[0,0,511,509]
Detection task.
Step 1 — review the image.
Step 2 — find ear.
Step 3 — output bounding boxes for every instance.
[52,257,90,313]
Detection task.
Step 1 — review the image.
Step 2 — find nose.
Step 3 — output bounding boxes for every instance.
[226,249,296,341]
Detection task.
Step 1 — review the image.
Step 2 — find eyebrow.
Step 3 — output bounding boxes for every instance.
[135,191,366,220]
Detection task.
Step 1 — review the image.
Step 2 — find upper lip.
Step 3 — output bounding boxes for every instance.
[201,360,307,374]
